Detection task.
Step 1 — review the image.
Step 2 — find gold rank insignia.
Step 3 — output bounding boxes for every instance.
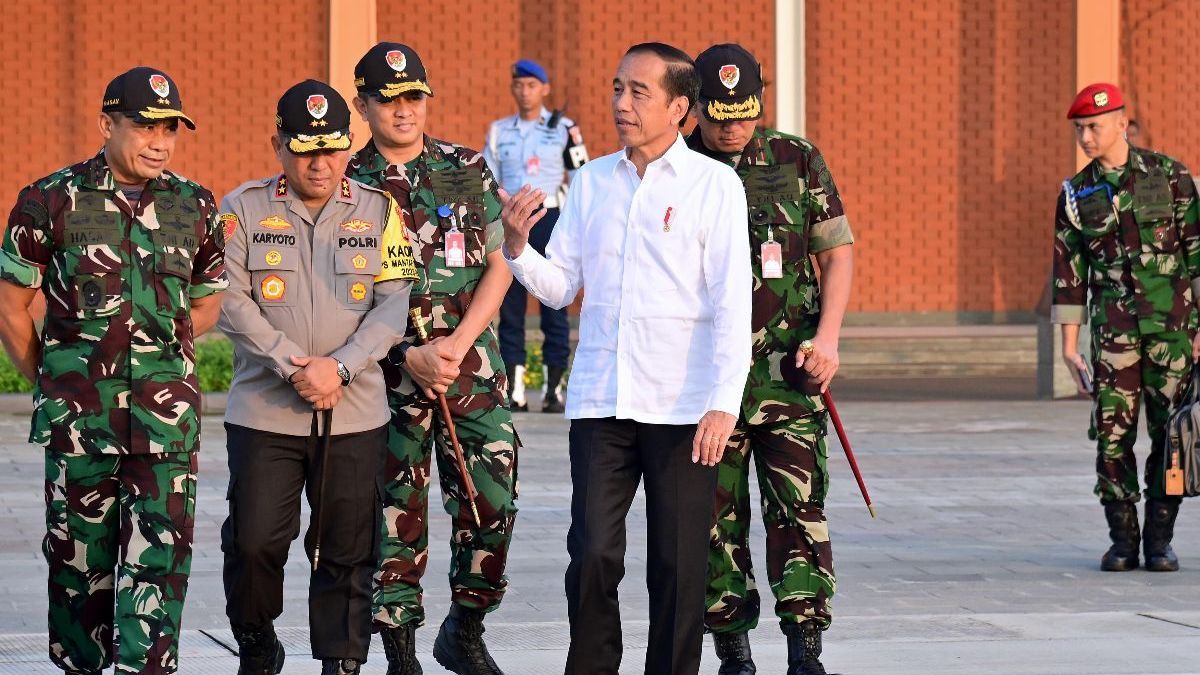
[265,250,282,266]
[340,219,372,233]
[259,215,293,230]
[276,176,288,197]
[350,281,368,301]
[261,274,286,301]
[340,179,353,200]
[352,254,368,270]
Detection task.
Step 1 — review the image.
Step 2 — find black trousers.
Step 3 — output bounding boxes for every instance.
[564,417,718,675]
[222,420,385,661]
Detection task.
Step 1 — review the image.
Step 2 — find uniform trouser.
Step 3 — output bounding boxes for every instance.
[564,418,718,675]
[374,390,519,628]
[44,450,196,675]
[498,207,571,370]
[705,415,836,634]
[221,421,385,661]
[1091,329,1193,502]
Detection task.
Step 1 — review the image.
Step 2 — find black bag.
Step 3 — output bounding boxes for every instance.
[1164,367,1200,497]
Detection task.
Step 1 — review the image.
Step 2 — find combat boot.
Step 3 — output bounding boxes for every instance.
[432,604,504,675]
[321,657,362,674]
[1101,500,1140,571]
[231,622,285,675]
[505,364,527,412]
[782,621,840,675]
[712,631,756,674]
[542,366,566,413]
[381,623,422,674]
[1144,497,1181,572]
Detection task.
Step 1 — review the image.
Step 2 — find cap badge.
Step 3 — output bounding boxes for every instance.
[307,95,328,120]
[1093,91,1109,107]
[386,50,407,73]
[719,65,740,92]
[149,74,170,98]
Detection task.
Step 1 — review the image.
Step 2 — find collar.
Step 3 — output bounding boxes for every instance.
[268,174,356,204]
[615,133,688,177]
[1087,145,1150,182]
[510,108,550,128]
[83,150,171,192]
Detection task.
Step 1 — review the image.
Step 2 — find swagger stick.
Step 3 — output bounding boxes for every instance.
[313,408,333,570]
[409,308,482,527]
[821,389,876,518]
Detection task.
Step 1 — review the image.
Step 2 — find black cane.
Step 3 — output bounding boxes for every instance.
[312,408,333,571]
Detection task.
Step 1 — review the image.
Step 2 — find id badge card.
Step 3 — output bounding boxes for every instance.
[445,229,466,268]
[526,155,541,177]
[761,226,783,279]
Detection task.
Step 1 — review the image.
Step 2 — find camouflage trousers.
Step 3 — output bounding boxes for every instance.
[1090,330,1193,502]
[706,415,835,633]
[373,389,518,628]
[44,451,196,674]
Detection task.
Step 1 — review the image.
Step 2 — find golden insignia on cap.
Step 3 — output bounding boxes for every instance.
[706,95,762,121]
[1094,91,1109,107]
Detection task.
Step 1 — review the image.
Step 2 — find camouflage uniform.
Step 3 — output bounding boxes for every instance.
[1053,146,1200,501]
[347,137,518,629]
[0,151,226,673]
[687,128,854,633]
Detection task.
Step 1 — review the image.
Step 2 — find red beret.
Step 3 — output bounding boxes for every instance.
[1067,83,1125,119]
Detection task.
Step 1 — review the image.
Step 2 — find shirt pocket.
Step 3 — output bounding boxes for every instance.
[437,203,488,267]
[334,249,382,311]
[152,226,198,318]
[67,248,124,320]
[248,244,299,308]
[1077,194,1121,265]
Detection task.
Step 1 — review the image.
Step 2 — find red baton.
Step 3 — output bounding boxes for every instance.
[821,389,876,518]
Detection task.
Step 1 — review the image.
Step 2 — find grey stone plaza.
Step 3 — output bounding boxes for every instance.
[0,397,1197,673]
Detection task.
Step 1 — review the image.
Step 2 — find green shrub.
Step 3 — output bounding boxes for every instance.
[0,354,32,393]
[195,337,233,392]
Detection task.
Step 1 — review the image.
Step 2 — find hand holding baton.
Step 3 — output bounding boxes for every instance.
[409,308,482,528]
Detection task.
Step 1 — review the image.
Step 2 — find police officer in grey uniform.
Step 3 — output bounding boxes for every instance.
[484,59,587,413]
[217,80,419,675]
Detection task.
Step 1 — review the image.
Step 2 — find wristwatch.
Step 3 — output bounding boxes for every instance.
[336,360,351,386]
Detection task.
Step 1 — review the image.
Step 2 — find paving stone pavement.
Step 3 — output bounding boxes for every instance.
[1,398,1199,673]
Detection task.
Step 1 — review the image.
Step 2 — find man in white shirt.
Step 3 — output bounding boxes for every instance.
[500,42,752,675]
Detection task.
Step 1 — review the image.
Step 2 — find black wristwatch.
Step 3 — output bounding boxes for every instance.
[336,360,351,386]
[392,342,413,367]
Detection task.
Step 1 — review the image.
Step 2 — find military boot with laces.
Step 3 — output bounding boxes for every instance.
[231,622,285,675]
[713,631,756,674]
[782,620,840,675]
[433,604,504,675]
[381,622,422,674]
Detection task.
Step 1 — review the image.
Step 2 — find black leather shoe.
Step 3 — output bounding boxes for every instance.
[321,658,362,674]
[433,604,503,674]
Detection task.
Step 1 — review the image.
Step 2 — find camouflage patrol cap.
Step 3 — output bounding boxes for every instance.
[276,80,352,154]
[101,66,196,130]
[695,44,764,122]
[355,42,434,101]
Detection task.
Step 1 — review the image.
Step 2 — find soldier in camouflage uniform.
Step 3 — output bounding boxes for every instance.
[346,42,517,675]
[1053,83,1200,574]
[686,45,854,675]
[0,68,226,674]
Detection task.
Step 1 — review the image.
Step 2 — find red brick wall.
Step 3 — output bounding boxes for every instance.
[1,0,326,202]
[807,0,1075,316]
[1121,0,1200,171]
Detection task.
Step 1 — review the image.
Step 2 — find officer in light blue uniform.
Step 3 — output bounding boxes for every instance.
[484,58,588,413]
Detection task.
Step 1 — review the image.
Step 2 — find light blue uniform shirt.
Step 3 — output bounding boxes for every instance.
[484,107,587,208]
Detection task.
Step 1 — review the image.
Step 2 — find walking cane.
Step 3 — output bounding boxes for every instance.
[821,389,876,518]
[312,407,333,570]
[409,308,482,528]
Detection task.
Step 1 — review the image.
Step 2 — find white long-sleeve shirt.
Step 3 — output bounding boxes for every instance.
[506,134,752,424]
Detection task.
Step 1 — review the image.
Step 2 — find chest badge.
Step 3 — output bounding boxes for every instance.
[259,215,293,230]
[220,213,239,241]
[352,254,368,270]
[350,282,368,301]
[265,250,282,266]
[261,274,286,301]
[341,219,372,233]
[663,206,674,232]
